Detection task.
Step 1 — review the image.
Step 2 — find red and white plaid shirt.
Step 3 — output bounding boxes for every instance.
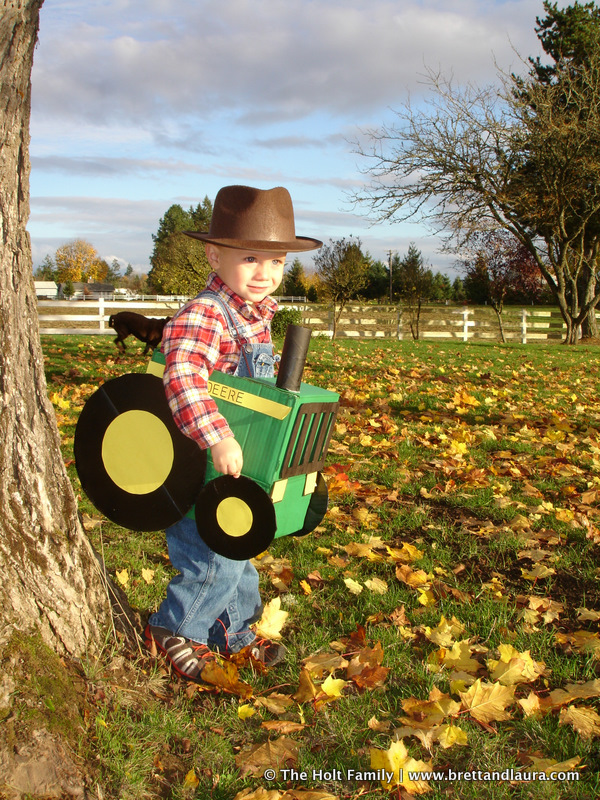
[162,272,278,449]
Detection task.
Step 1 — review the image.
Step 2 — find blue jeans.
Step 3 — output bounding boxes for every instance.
[148,516,261,651]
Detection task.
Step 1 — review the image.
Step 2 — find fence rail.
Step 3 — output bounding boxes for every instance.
[37,300,589,343]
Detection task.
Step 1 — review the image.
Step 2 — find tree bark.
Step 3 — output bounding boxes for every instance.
[0,0,131,657]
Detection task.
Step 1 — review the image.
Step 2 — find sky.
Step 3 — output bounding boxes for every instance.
[29,0,552,279]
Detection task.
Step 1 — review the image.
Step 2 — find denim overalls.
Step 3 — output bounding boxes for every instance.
[148,290,275,651]
[200,290,279,380]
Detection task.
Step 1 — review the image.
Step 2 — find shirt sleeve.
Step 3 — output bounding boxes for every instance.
[161,301,234,449]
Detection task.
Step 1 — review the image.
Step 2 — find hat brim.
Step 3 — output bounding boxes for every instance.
[184,231,322,253]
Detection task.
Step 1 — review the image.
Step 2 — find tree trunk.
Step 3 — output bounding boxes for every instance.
[0,0,132,657]
[492,304,507,343]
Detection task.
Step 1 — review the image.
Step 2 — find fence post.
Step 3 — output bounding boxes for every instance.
[396,306,403,341]
[98,297,105,332]
[521,308,527,344]
[462,309,470,342]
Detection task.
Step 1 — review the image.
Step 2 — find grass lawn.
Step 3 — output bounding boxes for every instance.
[38,334,600,799]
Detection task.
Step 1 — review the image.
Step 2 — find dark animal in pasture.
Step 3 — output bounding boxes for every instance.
[108,312,171,354]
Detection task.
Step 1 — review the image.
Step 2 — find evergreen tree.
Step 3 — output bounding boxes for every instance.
[148,199,213,294]
[283,258,307,296]
[34,253,56,280]
[396,244,433,339]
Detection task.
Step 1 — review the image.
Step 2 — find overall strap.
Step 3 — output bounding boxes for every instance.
[197,290,244,342]
[197,289,253,375]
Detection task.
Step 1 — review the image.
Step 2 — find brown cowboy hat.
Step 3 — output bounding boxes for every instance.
[185,185,322,252]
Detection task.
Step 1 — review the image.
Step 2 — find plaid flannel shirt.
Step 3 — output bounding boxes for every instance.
[162,272,278,449]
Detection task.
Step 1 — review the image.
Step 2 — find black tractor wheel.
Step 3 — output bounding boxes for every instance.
[195,475,276,560]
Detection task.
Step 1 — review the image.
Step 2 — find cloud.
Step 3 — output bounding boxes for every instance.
[33,0,543,131]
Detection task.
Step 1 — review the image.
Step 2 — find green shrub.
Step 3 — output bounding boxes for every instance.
[271,306,302,338]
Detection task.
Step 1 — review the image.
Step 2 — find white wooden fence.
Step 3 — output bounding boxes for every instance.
[37,300,589,343]
[37,298,186,335]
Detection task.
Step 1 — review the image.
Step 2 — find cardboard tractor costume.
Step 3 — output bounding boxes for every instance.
[74,323,340,560]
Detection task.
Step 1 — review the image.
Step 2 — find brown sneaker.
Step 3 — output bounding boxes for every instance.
[144,624,217,682]
[247,637,287,666]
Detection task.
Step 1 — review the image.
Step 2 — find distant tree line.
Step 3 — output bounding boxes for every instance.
[34,239,148,296]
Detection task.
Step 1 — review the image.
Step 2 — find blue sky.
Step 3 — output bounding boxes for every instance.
[29,0,549,278]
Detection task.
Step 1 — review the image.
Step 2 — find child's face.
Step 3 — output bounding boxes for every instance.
[206,244,286,302]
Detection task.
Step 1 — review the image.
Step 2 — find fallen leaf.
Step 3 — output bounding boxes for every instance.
[368,715,391,732]
[302,652,349,678]
[343,577,363,595]
[437,723,468,748]
[141,568,155,584]
[439,640,481,674]
[238,704,256,720]
[293,669,319,703]
[321,673,347,699]
[254,693,295,715]
[459,679,515,723]
[200,660,253,699]
[364,577,388,594]
[182,768,199,791]
[254,597,288,641]
[115,568,129,587]
[260,721,306,734]
[559,705,600,739]
[235,736,300,779]
[487,644,545,685]
[370,739,432,794]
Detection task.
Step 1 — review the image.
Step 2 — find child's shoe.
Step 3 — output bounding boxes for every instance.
[144,623,217,682]
[246,637,287,666]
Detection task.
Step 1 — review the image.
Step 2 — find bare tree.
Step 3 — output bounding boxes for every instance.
[353,33,600,343]
[0,1,129,657]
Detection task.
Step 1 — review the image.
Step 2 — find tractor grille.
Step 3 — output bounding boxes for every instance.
[280,402,339,478]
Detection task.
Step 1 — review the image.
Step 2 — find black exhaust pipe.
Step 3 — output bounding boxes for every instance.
[276,324,312,392]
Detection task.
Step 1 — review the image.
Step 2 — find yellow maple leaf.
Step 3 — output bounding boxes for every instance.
[549,678,600,708]
[141,568,155,584]
[302,652,349,677]
[232,787,284,800]
[440,640,481,674]
[417,587,437,607]
[115,568,129,587]
[555,630,600,658]
[254,597,288,641]
[386,542,424,563]
[293,669,319,704]
[437,723,468,748]
[396,564,431,587]
[559,705,600,739]
[401,690,461,726]
[459,679,515,723]
[487,644,545,685]
[238,704,256,720]
[424,615,466,647]
[370,739,432,793]
[518,691,545,717]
